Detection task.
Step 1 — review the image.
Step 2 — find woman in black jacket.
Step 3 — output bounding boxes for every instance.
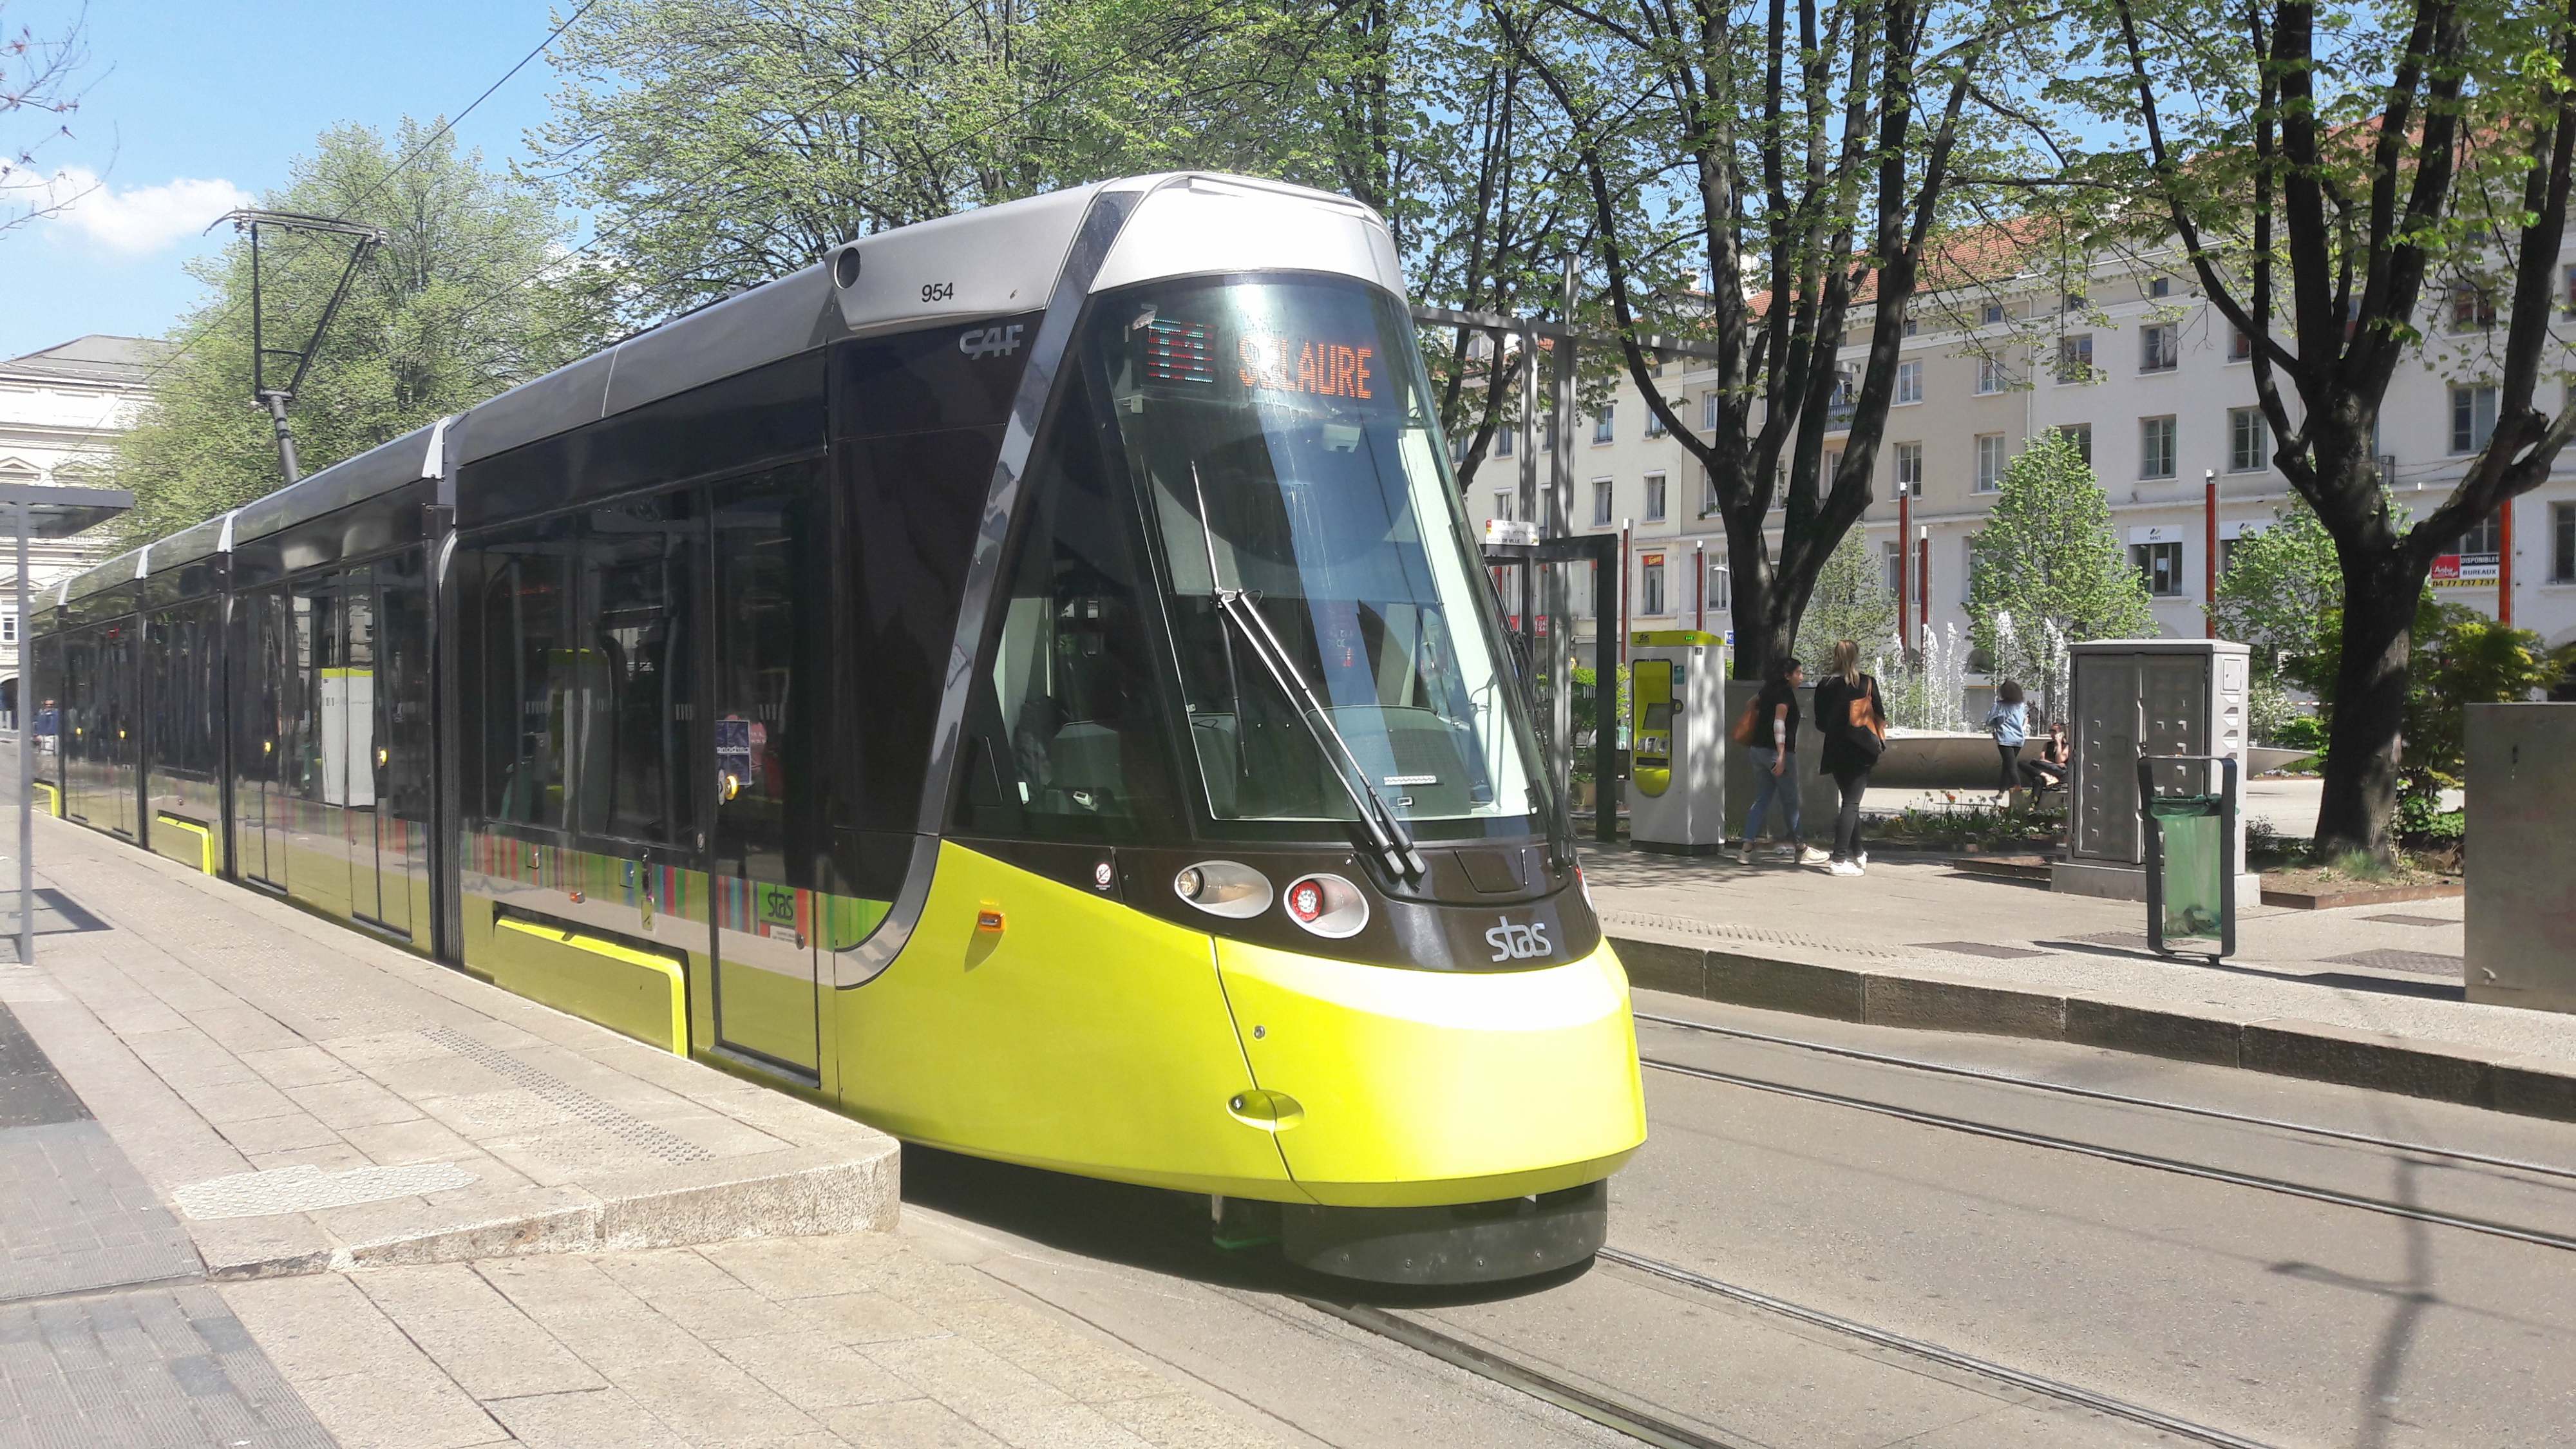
[1811,639,1887,875]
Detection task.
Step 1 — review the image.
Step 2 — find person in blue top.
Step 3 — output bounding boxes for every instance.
[1985,679,2030,795]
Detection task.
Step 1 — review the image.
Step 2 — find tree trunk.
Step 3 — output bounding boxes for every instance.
[2311,558,2418,861]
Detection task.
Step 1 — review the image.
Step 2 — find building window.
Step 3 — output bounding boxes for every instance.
[2056,334,2094,383]
[1494,491,1513,522]
[1591,479,1614,527]
[2230,327,2253,361]
[1975,433,2008,492]
[1976,355,2011,395]
[1903,311,1920,338]
[1701,466,1719,516]
[2553,502,2576,583]
[1982,300,2006,325]
[2455,510,2503,558]
[1962,534,1983,601]
[0,613,15,646]
[2450,384,2497,454]
[2063,292,2087,314]
[2140,323,2179,372]
[1702,392,1718,431]
[1894,440,1924,497]
[2057,422,2093,468]
[2150,276,2171,299]
[1645,403,1667,437]
[1897,359,1924,404]
[1644,472,1668,522]
[2141,415,2178,478]
[1495,428,1513,457]
[2132,540,2186,596]
[1883,541,1905,596]
[2450,286,2497,332]
[1823,448,1844,486]
[1642,556,1666,615]
[1593,405,1615,444]
[2228,407,2268,473]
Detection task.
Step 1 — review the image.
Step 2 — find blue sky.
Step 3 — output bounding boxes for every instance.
[3,1,578,359]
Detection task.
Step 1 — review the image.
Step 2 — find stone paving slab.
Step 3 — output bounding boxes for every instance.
[1587,844,2576,1119]
[218,1229,1290,1449]
[10,817,898,1278]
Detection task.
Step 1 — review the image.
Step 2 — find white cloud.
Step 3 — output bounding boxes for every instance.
[44,169,255,255]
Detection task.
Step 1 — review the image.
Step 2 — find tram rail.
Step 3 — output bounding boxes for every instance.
[1641,1054,2576,1253]
[1293,1251,2278,1449]
[1635,1009,2576,1183]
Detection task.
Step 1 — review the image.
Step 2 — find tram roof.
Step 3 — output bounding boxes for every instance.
[48,172,1396,609]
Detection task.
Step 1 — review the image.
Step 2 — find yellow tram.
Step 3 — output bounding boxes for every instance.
[30,175,1645,1282]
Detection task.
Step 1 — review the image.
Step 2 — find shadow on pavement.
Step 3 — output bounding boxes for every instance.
[900,1144,1593,1309]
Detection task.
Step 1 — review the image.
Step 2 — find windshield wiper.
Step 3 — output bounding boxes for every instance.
[1192,466,1426,881]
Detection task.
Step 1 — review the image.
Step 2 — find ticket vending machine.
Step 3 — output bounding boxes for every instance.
[1626,630,1727,853]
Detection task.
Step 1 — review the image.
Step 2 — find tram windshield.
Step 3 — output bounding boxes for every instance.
[1088,275,1545,827]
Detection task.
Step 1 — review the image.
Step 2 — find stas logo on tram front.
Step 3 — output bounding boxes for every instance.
[1484,916,1552,963]
[958,323,1027,360]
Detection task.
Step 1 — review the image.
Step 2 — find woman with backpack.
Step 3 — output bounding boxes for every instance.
[1812,639,1888,876]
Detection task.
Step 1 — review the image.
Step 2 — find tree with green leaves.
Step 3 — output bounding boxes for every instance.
[2044,0,2576,859]
[1791,527,1898,670]
[1499,0,2051,681]
[1965,429,2156,721]
[2210,498,2338,681]
[109,120,600,540]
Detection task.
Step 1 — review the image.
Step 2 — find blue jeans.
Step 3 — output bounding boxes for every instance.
[1743,747,1801,844]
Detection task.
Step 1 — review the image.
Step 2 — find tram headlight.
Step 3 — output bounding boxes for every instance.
[1282,873,1368,939]
[1175,860,1271,920]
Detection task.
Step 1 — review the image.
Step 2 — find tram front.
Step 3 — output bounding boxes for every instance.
[955,267,1645,1282]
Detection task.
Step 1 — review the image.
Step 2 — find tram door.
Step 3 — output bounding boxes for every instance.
[705,471,822,1076]
[363,555,432,938]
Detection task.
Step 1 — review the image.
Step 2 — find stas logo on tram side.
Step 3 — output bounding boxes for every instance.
[1484,915,1552,963]
[958,323,1028,361]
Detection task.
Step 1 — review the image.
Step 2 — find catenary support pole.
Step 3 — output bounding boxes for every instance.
[1897,488,1913,656]
[1693,539,1706,634]
[1917,526,1930,644]
[2204,469,2217,637]
[2499,497,2515,628]
[17,496,30,967]
[1618,522,1632,665]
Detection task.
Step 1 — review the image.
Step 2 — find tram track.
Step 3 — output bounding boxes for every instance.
[1640,1052,2576,1253]
[1634,1009,2576,1182]
[1293,1247,2279,1449]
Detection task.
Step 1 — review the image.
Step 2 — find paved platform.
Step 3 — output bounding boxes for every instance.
[0,816,1290,1448]
[4,818,897,1280]
[1587,844,2576,1119]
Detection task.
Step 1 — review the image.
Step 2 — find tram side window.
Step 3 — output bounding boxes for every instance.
[573,492,701,846]
[465,518,578,831]
[955,370,1183,838]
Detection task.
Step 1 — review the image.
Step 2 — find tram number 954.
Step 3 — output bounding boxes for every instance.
[921,281,956,303]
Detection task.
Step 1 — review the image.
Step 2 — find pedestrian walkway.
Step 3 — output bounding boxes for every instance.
[0,815,1289,1448]
[1586,844,2576,1117]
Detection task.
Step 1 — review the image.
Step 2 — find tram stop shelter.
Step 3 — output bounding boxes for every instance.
[3,482,133,965]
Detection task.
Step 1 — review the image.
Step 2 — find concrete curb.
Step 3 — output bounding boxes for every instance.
[189,1142,902,1280]
[1615,933,2576,1124]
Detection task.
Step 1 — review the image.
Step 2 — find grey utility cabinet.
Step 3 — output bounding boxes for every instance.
[2465,704,2576,1014]
[2054,639,2258,901]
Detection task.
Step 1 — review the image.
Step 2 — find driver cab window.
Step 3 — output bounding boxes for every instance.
[955,370,1182,838]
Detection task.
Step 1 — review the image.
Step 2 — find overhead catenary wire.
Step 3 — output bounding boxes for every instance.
[446,2,1227,359]
[128,0,608,396]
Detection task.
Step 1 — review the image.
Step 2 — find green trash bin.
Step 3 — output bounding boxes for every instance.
[2137,755,2239,962]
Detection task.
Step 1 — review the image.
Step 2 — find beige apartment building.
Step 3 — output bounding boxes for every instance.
[1468,243,2576,686]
